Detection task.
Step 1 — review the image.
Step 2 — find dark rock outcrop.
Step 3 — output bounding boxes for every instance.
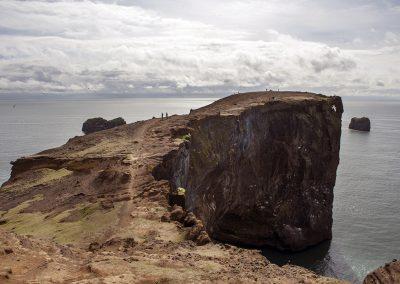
[82,117,126,134]
[158,94,343,251]
[349,117,370,131]
[363,260,400,284]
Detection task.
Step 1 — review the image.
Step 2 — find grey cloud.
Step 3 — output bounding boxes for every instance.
[310,50,357,73]
[0,0,399,96]
[111,0,400,48]
[2,64,62,83]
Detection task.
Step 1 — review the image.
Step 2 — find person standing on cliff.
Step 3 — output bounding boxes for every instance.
[166,112,169,119]
[161,113,164,120]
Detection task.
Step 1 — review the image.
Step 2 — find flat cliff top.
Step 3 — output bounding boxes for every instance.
[24,91,332,160]
[193,91,328,116]
[0,91,346,283]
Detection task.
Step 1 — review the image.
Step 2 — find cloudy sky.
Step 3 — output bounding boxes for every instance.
[0,0,399,96]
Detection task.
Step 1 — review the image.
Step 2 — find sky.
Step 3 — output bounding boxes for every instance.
[0,0,399,96]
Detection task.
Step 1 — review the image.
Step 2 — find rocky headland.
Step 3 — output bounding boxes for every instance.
[0,91,347,283]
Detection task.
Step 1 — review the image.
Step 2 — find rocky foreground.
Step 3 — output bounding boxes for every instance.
[363,260,400,284]
[0,91,347,283]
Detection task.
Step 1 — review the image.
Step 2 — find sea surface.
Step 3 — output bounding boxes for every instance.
[0,96,399,282]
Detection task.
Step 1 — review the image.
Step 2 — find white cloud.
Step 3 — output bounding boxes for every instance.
[384,31,400,45]
[0,0,399,96]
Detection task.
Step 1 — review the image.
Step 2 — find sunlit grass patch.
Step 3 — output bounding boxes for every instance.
[0,198,122,244]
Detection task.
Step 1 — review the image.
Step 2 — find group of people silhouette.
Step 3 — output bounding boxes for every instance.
[161,112,169,120]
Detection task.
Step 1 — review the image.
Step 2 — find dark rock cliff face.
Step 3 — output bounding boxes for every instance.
[161,96,343,251]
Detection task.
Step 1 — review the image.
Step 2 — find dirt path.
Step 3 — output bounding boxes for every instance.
[115,118,161,231]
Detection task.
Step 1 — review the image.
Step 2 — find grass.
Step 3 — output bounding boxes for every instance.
[0,198,121,244]
[128,258,201,281]
[79,204,99,218]
[180,134,191,141]
[2,168,72,192]
[197,260,222,272]
[118,216,186,244]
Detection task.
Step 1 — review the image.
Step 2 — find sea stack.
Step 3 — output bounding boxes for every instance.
[82,117,126,134]
[349,117,371,132]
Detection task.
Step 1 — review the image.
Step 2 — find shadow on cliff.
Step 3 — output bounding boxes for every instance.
[261,240,360,283]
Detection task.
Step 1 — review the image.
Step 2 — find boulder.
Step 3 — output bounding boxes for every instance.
[186,220,211,246]
[183,212,197,227]
[170,205,186,222]
[363,260,400,284]
[88,242,100,252]
[4,248,13,254]
[100,200,114,210]
[160,212,171,222]
[82,117,126,134]
[349,117,370,131]
[196,231,211,246]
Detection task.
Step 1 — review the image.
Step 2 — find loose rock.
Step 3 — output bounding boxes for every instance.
[170,205,186,222]
[196,231,211,246]
[363,260,400,284]
[4,248,13,254]
[88,242,100,252]
[161,212,171,222]
[183,212,197,227]
[100,199,114,210]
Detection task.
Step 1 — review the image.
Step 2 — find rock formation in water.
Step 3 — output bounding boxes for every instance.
[82,117,126,134]
[155,92,343,251]
[0,91,345,283]
[349,117,370,132]
[363,260,400,284]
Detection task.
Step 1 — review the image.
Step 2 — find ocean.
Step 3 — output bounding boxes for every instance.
[0,96,399,282]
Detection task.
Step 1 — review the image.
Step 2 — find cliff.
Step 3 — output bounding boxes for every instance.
[0,91,345,283]
[155,92,342,250]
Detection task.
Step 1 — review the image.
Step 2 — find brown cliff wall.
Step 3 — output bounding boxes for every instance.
[156,95,343,251]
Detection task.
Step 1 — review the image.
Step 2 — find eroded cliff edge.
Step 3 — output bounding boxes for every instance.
[0,91,345,283]
[155,91,343,251]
